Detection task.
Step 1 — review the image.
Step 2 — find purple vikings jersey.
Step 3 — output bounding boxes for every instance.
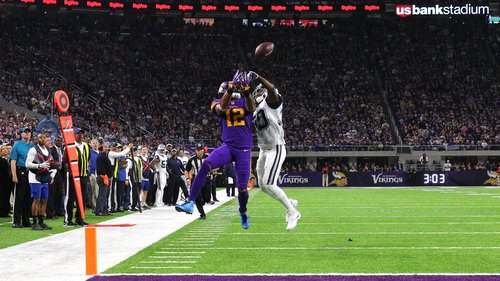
[211,98,253,149]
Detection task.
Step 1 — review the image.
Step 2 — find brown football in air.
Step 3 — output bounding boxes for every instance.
[255,42,274,57]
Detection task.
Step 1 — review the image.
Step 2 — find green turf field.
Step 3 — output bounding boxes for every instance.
[0,210,130,249]
[108,188,499,274]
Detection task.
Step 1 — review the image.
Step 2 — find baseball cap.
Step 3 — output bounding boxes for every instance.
[166,143,172,148]
[73,128,85,134]
[195,143,204,150]
[20,127,31,133]
[116,143,123,148]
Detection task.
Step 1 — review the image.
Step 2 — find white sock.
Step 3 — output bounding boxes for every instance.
[262,184,294,212]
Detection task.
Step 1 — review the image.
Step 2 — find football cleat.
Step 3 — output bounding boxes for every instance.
[240,212,250,229]
[175,200,194,214]
[286,211,301,231]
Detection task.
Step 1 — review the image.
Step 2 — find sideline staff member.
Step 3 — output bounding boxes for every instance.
[10,127,34,228]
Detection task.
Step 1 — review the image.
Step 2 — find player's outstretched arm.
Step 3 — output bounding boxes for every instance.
[248,71,279,104]
[214,89,232,115]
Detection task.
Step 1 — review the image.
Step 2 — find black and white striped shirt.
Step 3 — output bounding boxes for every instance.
[185,155,208,179]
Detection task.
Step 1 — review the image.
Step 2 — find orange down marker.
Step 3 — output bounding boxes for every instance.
[85,227,97,275]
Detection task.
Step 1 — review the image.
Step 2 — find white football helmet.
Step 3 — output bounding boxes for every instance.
[252,84,267,104]
[157,144,166,156]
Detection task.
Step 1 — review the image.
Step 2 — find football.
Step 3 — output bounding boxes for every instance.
[255,41,274,57]
[49,160,60,169]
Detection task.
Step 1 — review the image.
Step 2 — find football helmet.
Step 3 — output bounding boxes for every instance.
[252,84,267,104]
[157,144,166,156]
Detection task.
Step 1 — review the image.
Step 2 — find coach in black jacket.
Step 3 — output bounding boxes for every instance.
[46,137,64,219]
[95,142,113,216]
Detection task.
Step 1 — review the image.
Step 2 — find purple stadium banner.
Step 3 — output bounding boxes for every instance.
[276,171,408,187]
[275,170,498,187]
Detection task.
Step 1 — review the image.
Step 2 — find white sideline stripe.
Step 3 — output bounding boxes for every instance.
[172,246,500,251]
[188,230,225,231]
[223,232,500,235]
[256,206,500,209]
[167,243,210,244]
[140,261,197,264]
[257,215,500,218]
[148,256,202,259]
[131,266,192,269]
[178,238,216,240]
[299,222,500,225]
[156,251,206,254]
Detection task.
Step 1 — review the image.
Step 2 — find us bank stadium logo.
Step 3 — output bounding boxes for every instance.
[278,173,309,185]
[329,171,347,187]
[484,171,499,186]
[396,4,489,18]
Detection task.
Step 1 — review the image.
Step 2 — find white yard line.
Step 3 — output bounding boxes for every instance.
[148,256,202,259]
[130,266,192,269]
[257,215,500,218]
[156,251,206,254]
[139,261,198,264]
[222,232,500,235]
[0,190,232,281]
[298,222,500,225]
[162,246,500,251]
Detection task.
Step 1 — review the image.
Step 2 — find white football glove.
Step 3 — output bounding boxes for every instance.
[247,71,259,82]
[38,162,51,169]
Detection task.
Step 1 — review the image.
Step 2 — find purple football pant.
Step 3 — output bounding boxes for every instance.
[188,144,251,202]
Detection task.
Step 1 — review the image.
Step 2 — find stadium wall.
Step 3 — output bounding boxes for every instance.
[275,170,499,188]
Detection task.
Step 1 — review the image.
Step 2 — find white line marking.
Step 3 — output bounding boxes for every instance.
[178,238,216,240]
[171,246,500,251]
[103,273,500,276]
[222,232,500,235]
[140,261,197,264]
[155,251,206,254]
[131,266,192,269]
[299,222,500,225]
[257,215,500,218]
[148,256,202,259]
[167,244,211,246]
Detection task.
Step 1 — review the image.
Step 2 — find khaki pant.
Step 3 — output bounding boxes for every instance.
[90,174,98,209]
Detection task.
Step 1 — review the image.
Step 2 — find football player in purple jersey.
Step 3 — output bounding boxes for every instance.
[176,71,256,229]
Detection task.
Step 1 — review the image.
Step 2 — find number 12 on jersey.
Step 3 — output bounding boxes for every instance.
[226,108,245,127]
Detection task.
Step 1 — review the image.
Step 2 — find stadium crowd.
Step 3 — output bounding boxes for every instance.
[2,14,498,150]
[369,19,500,147]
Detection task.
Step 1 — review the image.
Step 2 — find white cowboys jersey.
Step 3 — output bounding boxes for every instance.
[253,93,286,150]
[179,156,189,169]
[154,153,169,174]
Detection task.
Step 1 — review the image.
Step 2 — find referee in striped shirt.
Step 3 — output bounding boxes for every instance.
[185,144,211,219]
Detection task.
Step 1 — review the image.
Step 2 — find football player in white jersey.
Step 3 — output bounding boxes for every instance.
[248,71,301,231]
[153,144,169,207]
[179,149,190,194]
